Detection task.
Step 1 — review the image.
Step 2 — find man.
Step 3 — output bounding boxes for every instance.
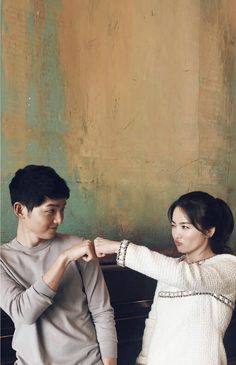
[0,165,117,365]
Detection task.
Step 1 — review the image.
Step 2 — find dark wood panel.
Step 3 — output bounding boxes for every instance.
[224,308,236,359]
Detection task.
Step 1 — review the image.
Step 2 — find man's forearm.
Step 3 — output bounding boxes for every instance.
[43,240,96,291]
[43,252,69,291]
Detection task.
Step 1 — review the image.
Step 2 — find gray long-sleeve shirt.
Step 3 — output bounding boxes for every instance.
[0,234,117,365]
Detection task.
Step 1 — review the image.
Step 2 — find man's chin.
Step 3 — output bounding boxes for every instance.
[45,230,57,239]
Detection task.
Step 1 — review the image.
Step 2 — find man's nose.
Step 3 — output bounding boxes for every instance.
[53,211,63,225]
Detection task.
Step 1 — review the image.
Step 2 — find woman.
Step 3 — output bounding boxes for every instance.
[94,191,236,365]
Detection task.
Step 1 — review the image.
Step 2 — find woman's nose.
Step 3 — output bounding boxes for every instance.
[173,227,182,239]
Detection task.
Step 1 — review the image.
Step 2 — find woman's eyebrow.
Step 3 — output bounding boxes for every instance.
[172,220,191,224]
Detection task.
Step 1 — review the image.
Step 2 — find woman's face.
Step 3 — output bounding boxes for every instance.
[171,206,210,256]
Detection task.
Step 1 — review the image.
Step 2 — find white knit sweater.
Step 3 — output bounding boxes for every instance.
[123,243,236,365]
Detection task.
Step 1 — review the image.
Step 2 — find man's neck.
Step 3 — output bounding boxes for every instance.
[16,226,42,248]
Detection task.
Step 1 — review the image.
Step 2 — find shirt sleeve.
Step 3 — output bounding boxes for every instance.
[0,259,56,325]
[136,283,159,365]
[125,243,236,294]
[78,259,118,359]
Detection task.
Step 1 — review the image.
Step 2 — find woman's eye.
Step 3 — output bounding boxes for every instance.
[182,225,189,229]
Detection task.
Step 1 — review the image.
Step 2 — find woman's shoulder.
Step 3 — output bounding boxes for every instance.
[212,253,236,261]
[205,253,236,269]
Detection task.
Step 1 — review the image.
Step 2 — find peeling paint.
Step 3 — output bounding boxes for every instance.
[1,1,236,250]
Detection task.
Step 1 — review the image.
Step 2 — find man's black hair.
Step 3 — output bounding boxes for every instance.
[9,165,70,211]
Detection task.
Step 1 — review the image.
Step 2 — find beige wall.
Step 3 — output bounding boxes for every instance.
[2,0,236,250]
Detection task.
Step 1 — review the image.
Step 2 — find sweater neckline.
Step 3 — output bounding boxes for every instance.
[179,254,217,265]
[11,236,55,253]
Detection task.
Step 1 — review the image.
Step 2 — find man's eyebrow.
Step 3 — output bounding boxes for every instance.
[45,203,67,208]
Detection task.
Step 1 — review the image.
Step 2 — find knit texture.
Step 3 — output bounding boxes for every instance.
[0,234,117,365]
[125,243,236,365]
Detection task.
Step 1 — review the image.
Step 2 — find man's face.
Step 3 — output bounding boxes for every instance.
[22,198,67,242]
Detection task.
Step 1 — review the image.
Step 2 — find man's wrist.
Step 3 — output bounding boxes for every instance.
[102,358,117,365]
[59,250,71,267]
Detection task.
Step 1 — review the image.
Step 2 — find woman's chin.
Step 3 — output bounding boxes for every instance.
[176,246,186,254]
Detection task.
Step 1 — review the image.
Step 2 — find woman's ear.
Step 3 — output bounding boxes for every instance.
[207,227,215,238]
[13,202,27,218]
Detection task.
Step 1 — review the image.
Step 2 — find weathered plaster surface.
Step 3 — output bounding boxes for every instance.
[1,1,236,249]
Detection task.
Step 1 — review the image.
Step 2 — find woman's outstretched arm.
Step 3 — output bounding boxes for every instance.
[94,237,236,294]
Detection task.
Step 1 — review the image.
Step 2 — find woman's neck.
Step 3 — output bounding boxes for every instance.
[185,247,215,264]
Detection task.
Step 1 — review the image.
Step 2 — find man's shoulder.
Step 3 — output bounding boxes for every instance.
[0,240,16,253]
[0,240,19,267]
[55,233,84,244]
[53,233,87,252]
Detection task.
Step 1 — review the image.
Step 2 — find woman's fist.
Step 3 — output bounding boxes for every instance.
[94,237,120,257]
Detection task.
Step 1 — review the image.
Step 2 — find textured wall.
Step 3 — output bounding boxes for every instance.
[1,0,236,250]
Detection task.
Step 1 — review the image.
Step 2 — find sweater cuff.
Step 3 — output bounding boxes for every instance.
[33,277,57,299]
[125,242,138,267]
[100,342,117,359]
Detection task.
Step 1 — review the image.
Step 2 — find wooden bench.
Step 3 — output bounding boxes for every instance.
[1,264,236,365]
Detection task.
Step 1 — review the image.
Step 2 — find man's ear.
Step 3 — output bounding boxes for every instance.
[207,227,215,238]
[13,202,28,218]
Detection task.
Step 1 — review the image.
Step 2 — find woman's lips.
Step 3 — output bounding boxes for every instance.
[174,240,183,247]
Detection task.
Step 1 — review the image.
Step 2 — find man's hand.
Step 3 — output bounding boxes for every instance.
[63,239,97,263]
[43,240,97,291]
[94,237,120,258]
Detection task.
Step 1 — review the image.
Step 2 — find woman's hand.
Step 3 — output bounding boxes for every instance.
[94,237,120,257]
[63,240,97,263]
